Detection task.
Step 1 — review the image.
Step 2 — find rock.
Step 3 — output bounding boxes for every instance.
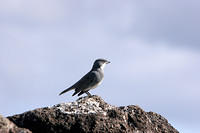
[8,95,179,133]
[0,114,31,133]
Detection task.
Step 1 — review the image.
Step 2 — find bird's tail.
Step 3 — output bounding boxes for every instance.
[59,86,75,95]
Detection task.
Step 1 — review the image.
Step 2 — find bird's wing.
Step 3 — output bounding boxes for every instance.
[72,71,99,96]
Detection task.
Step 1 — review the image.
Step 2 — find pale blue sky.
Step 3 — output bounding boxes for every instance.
[0,0,200,132]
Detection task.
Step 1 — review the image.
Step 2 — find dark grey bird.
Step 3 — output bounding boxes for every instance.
[59,59,110,96]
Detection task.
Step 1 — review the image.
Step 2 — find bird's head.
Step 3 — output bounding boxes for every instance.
[92,58,110,70]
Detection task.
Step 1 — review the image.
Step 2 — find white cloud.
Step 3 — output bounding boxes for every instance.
[0,0,66,22]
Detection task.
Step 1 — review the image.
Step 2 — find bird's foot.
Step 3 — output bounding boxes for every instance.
[86,92,92,97]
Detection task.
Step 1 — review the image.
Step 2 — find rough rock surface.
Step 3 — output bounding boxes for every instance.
[0,114,31,133]
[8,95,179,133]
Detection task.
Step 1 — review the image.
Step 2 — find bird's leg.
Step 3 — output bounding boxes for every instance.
[86,92,92,97]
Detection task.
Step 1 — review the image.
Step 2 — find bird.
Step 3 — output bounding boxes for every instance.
[59,58,110,97]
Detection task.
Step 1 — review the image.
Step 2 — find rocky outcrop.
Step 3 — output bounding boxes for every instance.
[0,114,31,133]
[7,95,179,133]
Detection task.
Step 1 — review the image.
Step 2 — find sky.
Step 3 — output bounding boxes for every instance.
[0,0,200,132]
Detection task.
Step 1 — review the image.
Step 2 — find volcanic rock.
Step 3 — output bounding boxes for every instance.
[0,114,31,133]
[8,95,179,133]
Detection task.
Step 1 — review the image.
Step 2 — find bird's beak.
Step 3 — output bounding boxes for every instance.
[106,61,111,64]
